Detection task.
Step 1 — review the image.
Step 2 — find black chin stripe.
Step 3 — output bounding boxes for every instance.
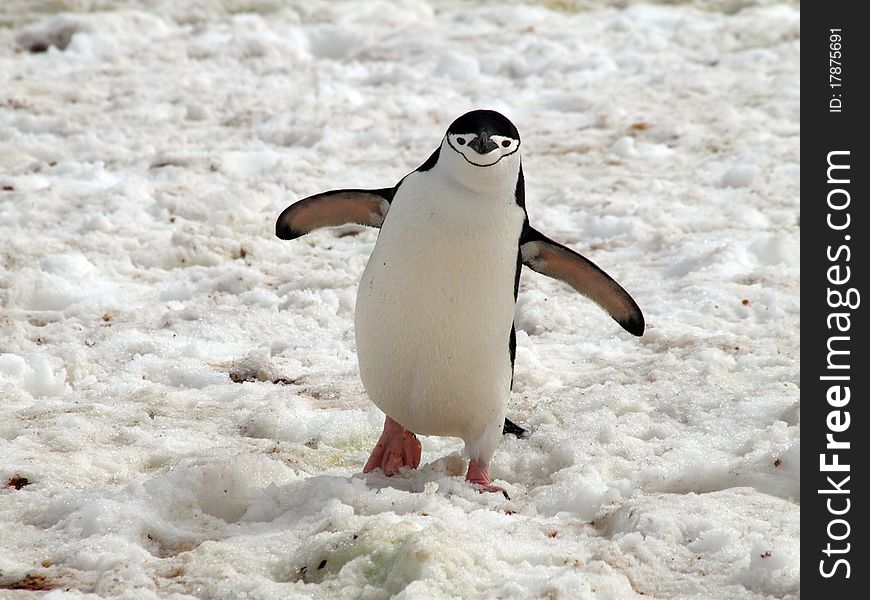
[446,137,520,167]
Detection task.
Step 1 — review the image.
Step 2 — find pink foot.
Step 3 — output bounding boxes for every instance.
[466,460,510,499]
[364,416,422,476]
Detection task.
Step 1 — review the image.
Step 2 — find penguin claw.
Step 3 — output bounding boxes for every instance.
[364,416,421,476]
[466,459,509,499]
[474,483,510,500]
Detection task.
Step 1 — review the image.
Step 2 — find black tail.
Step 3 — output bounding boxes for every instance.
[503,417,528,438]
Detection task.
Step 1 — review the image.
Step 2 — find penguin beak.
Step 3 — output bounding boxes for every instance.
[468,131,498,154]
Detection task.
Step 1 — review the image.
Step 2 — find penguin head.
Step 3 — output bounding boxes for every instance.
[443,109,521,169]
[434,110,522,194]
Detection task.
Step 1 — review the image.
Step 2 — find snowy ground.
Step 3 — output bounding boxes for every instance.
[0,1,799,598]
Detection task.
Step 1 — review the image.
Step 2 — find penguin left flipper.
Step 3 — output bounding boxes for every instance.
[276,187,394,240]
[520,224,645,336]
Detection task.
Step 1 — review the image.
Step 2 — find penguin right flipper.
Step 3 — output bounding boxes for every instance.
[276,187,394,240]
[520,224,645,336]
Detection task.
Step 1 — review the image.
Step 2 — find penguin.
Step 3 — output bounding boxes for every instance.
[276,109,644,497]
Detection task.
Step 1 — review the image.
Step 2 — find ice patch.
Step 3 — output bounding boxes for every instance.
[185,103,210,121]
[751,233,799,266]
[664,242,760,279]
[14,15,88,52]
[82,214,114,232]
[136,356,228,389]
[584,215,637,239]
[219,151,283,178]
[8,253,124,312]
[609,136,637,158]
[597,489,798,597]
[0,353,69,398]
[721,164,758,188]
[306,26,368,60]
[434,52,480,80]
[16,11,172,59]
[40,253,100,278]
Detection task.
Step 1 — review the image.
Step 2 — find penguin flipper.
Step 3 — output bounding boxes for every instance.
[276,188,394,240]
[520,225,645,336]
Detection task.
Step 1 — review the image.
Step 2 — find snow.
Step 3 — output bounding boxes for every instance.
[1,0,799,598]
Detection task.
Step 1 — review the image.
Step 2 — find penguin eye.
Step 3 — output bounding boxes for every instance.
[456,137,466,145]
[501,140,511,148]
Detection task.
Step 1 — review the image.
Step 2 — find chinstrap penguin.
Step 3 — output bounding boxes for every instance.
[276,109,644,497]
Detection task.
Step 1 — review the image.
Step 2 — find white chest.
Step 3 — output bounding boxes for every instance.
[353,168,525,439]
